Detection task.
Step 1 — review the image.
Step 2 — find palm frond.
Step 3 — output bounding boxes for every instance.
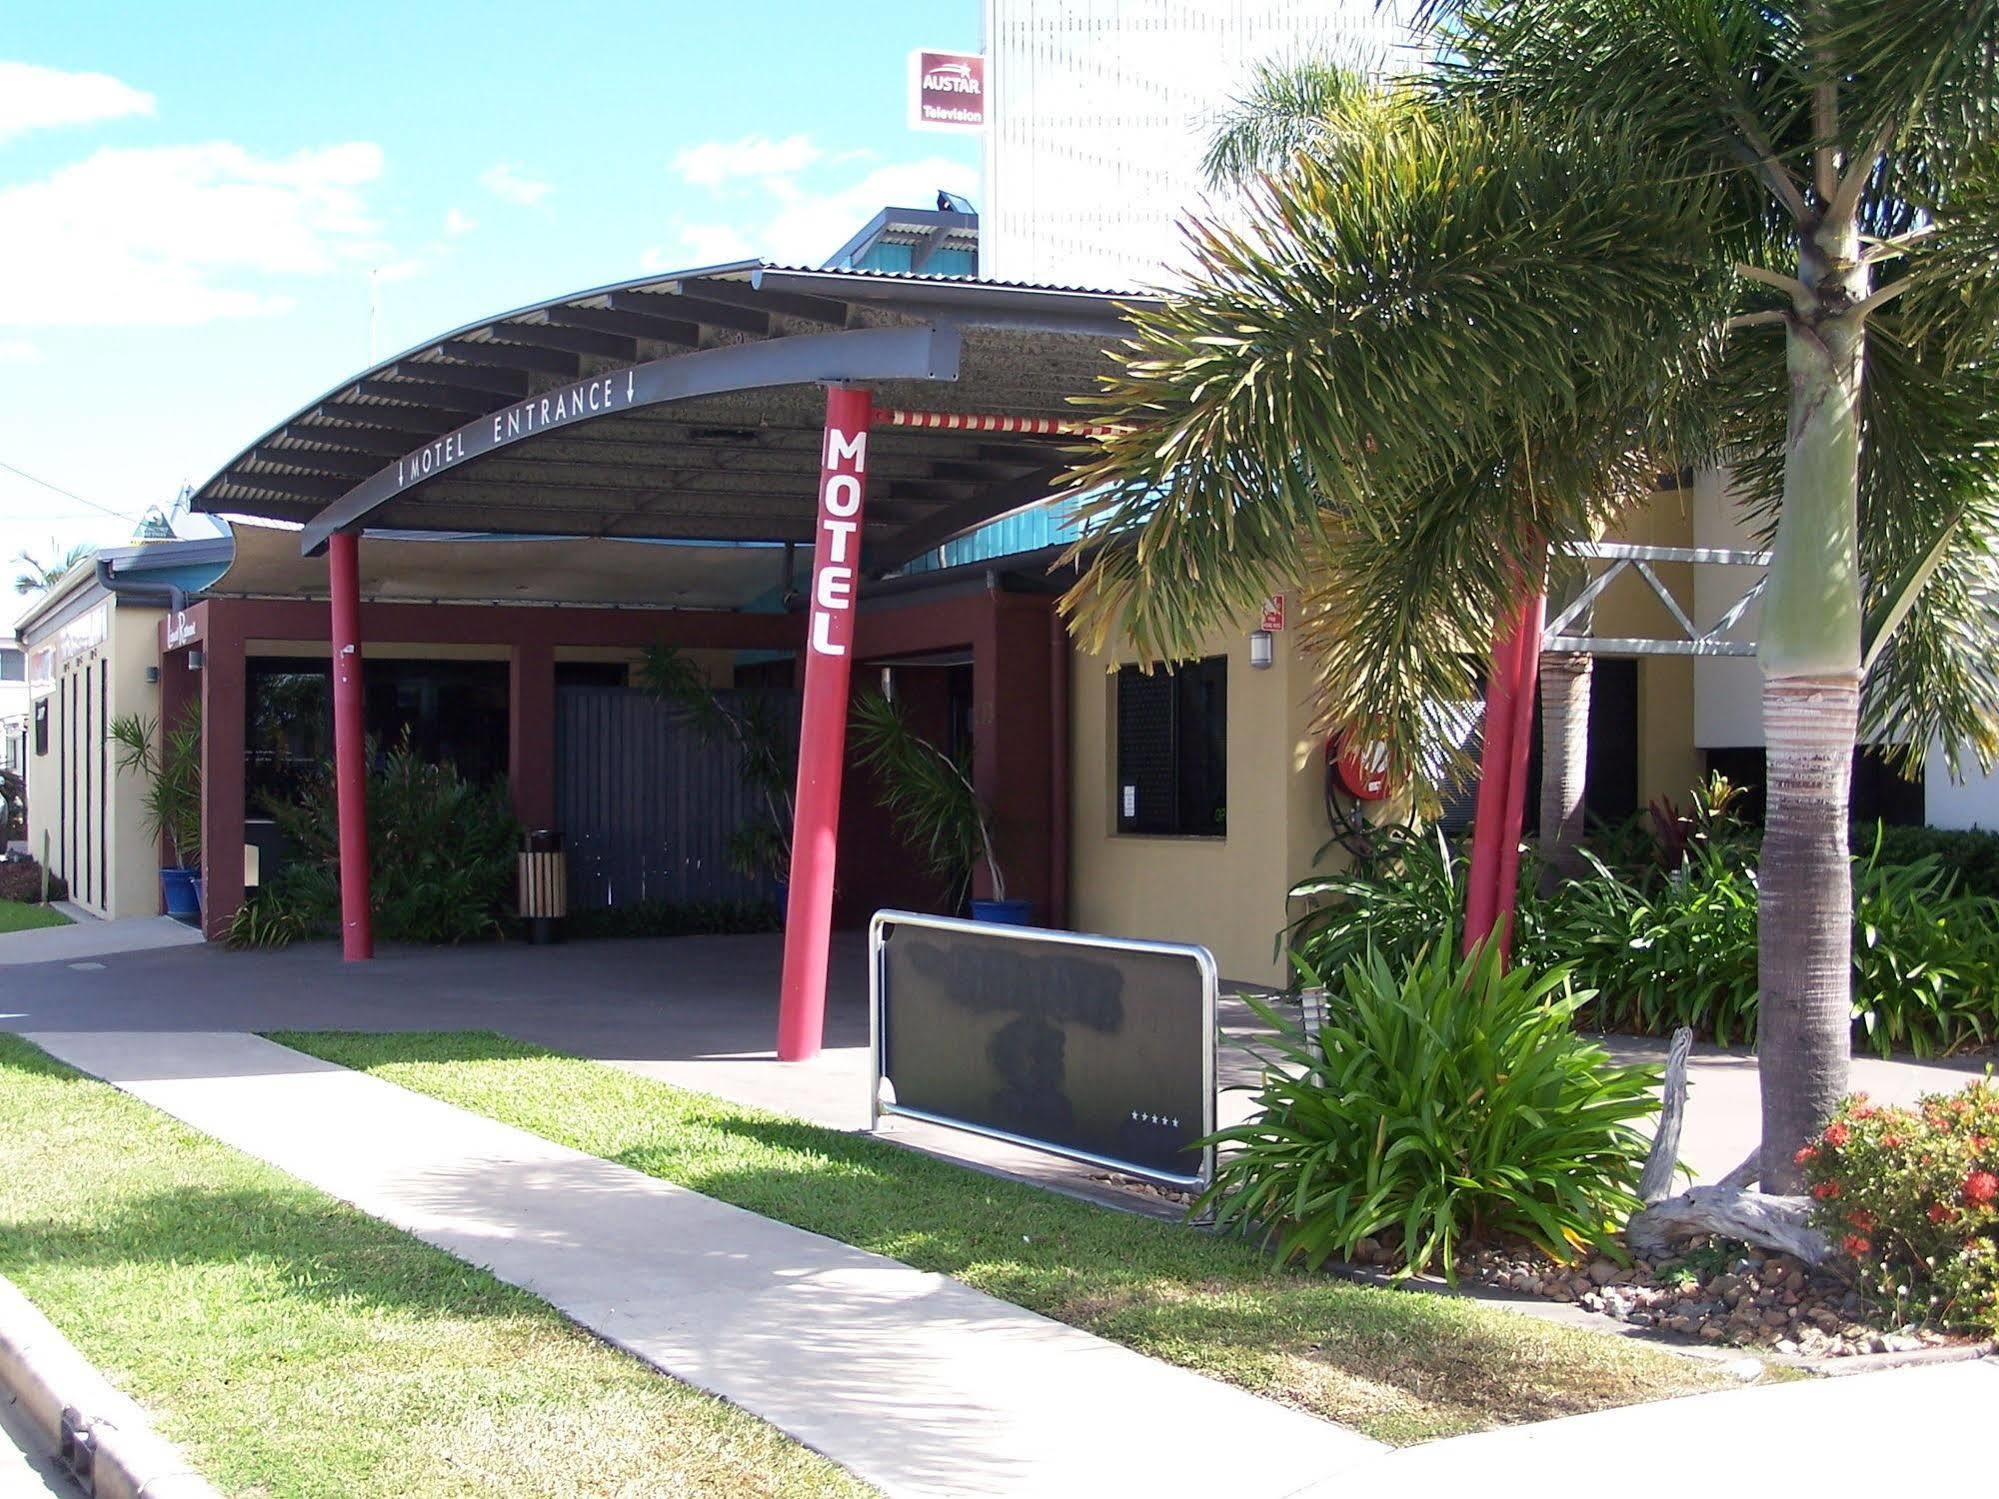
[1203,55,1384,187]
[1060,100,1735,783]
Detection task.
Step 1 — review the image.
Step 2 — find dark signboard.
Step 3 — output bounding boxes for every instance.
[871,911,1215,1188]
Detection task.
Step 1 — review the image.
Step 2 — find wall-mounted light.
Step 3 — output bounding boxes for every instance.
[145,666,160,684]
[187,649,205,672]
[1248,629,1274,670]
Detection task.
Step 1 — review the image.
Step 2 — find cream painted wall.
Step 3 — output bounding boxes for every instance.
[105,606,167,920]
[1070,606,1330,986]
[1690,468,1767,749]
[1598,491,1704,805]
[22,601,165,919]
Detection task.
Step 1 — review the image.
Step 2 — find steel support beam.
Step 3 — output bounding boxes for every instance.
[299,325,961,555]
[777,384,873,1062]
[328,531,374,962]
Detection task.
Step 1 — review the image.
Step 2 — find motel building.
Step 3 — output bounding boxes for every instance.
[15,198,1991,1032]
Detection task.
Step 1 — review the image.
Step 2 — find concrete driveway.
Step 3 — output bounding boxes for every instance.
[0,930,1987,1196]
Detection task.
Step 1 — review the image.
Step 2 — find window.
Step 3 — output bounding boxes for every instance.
[245,656,509,809]
[1115,656,1227,836]
[0,647,23,682]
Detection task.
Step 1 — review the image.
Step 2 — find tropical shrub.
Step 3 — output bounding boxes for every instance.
[250,740,520,946]
[1199,941,1660,1280]
[1852,853,1999,1057]
[852,690,1006,908]
[1289,788,1999,1058]
[109,705,202,869]
[1866,824,1999,902]
[1799,1081,1999,1338]
[224,892,311,950]
[1544,843,1763,1046]
[1283,828,1467,980]
[0,769,23,842]
[0,857,65,905]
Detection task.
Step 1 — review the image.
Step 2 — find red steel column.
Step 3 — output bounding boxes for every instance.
[1462,610,1521,954]
[777,385,873,1060]
[328,530,374,961]
[1492,592,1546,948]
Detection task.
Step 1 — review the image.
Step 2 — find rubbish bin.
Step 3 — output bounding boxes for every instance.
[517,828,567,945]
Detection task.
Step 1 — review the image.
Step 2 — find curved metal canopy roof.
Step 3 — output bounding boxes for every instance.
[191,260,1155,568]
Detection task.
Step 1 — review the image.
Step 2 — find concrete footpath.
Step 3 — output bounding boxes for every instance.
[24,1031,1381,1499]
[1338,1356,1996,1493]
[0,917,202,969]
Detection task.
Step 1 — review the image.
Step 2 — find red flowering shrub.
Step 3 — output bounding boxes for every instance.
[1802,1080,1999,1336]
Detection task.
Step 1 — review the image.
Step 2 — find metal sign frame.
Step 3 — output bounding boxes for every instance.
[868,909,1219,1190]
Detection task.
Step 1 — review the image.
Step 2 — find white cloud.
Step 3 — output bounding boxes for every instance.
[0,141,386,326]
[643,223,757,271]
[759,158,977,264]
[645,149,977,273]
[443,206,477,236]
[0,339,39,363]
[480,162,551,207]
[671,133,823,190]
[0,61,154,144]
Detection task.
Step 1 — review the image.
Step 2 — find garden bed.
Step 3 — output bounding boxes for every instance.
[0,1034,869,1498]
[1429,1240,1964,1358]
[276,1028,1749,1446]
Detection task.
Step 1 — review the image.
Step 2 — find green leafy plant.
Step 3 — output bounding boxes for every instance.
[1283,827,1463,980]
[251,738,520,946]
[1293,785,1999,1058]
[1850,847,1999,1058]
[638,646,795,883]
[0,856,64,905]
[851,690,1003,908]
[109,705,201,869]
[1865,824,1999,902]
[1799,1080,1999,1337]
[1199,941,1661,1280]
[224,892,310,950]
[0,768,24,843]
[1547,843,1763,1047]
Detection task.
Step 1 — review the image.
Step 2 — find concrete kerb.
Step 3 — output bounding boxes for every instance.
[0,1274,219,1499]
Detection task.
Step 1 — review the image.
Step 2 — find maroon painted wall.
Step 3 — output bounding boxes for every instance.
[170,581,1068,939]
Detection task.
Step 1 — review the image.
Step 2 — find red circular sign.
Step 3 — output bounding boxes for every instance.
[1331,735,1394,801]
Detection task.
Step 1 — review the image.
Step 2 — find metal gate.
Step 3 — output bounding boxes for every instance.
[554,685,793,909]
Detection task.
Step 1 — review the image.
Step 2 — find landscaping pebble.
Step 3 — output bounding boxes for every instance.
[1345,1231,1968,1358]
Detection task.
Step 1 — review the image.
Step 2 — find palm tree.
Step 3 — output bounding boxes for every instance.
[1060,5,1999,1195]
[11,541,94,597]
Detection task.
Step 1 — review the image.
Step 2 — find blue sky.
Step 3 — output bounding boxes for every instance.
[0,1,982,617]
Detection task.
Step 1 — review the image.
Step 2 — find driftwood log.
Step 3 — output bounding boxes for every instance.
[1623,1026,1832,1265]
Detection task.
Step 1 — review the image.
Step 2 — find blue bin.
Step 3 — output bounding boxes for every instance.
[970,898,1035,926]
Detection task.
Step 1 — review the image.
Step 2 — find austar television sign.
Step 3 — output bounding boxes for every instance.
[909,49,985,133]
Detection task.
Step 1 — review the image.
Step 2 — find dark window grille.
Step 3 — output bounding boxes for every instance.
[1115,656,1227,836]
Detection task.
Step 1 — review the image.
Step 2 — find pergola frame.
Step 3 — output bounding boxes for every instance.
[1544,540,1771,656]
[192,260,1155,1060]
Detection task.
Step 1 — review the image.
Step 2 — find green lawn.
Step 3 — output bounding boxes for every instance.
[278,1029,1746,1445]
[0,1034,870,1499]
[0,899,69,933]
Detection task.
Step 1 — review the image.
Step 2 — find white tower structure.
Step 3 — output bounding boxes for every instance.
[979,1,1405,287]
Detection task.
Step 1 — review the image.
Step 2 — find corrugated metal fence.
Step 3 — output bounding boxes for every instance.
[555,685,794,909]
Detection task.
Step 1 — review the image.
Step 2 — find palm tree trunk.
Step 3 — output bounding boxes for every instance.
[1756,219,1867,1193]
[1758,676,1858,1192]
[1536,650,1591,894]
